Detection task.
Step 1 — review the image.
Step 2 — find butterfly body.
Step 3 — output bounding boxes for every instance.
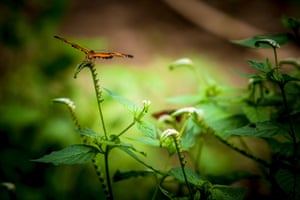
[54,35,133,60]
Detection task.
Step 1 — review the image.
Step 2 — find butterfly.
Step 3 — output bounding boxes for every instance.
[54,35,133,60]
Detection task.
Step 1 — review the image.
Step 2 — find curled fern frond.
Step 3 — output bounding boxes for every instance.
[255,39,280,49]
[160,129,193,198]
[52,98,81,130]
[74,60,94,78]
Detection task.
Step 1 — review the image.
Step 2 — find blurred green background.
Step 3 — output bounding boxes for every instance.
[0,0,299,199]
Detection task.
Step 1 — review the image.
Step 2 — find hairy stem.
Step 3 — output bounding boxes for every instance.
[88,64,108,139]
[104,148,114,200]
[173,136,194,199]
[278,83,297,199]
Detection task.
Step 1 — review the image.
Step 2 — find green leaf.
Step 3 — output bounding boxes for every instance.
[169,167,207,187]
[207,115,248,137]
[275,169,300,198]
[180,120,200,150]
[232,33,292,48]
[132,137,160,147]
[247,60,272,73]
[282,74,300,83]
[32,144,99,165]
[136,120,157,138]
[77,128,103,138]
[243,105,271,123]
[113,170,155,182]
[281,16,300,30]
[267,139,294,158]
[209,185,246,200]
[104,88,140,114]
[224,121,284,139]
[169,58,194,70]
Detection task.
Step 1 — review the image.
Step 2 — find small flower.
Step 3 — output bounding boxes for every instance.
[142,100,151,113]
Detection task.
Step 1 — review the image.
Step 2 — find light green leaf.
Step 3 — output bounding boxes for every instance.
[132,137,160,147]
[77,128,103,138]
[209,185,246,200]
[136,120,157,138]
[32,144,99,165]
[104,88,140,114]
[243,105,271,123]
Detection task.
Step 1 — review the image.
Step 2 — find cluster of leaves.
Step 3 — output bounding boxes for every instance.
[33,16,300,200]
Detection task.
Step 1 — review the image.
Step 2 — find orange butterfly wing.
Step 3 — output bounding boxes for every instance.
[89,52,133,59]
[54,35,90,54]
[54,35,133,60]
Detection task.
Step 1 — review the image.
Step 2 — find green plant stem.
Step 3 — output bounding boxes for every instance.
[272,46,279,72]
[278,83,297,199]
[117,121,135,137]
[173,136,194,199]
[88,65,108,139]
[104,147,114,200]
[278,84,297,158]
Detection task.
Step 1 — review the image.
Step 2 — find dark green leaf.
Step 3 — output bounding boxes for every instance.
[113,170,155,182]
[32,144,99,165]
[206,171,259,185]
[207,115,248,137]
[281,16,300,30]
[275,169,300,198]
[232,33,292,48]
[209,185,246,200]
[267,139,294,158]
[169,167,207,187]
[247,60,272,73]
[224,121,284,139]
[282,74,300,83]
